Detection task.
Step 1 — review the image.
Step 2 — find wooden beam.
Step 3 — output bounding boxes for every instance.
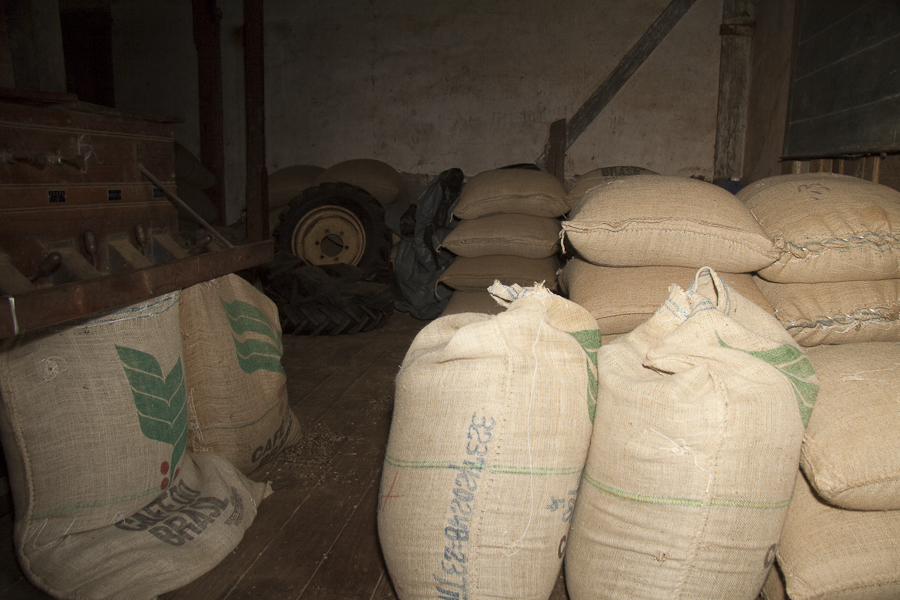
[564,0,699,150]
[0,240,273,339]
[714,0,757,181]
[244,0,268,243]
[192,0,226,224]
[545,118,567,181]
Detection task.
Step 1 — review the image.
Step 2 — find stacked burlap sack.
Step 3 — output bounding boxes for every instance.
[437,168,568,316]
[379,270,818,599]
[737,173,900,599]
[0,289,273,599]
[739,173,900,346]
[559,174,780,337]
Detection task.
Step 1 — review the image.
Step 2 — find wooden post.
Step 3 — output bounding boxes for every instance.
[863,155,881,184]
[546,118,566,182]
[192,0,226,225]
[713,0,757,181]
[244,0,268,243]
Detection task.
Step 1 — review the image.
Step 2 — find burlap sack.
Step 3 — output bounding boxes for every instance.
[566,268,818,600]
[453,168,569,219]
[777,472,900,600]
[801,343,900,510]
[440,213,562,259]
[559,260,775,335]
[759,566,787,600]
[439,290,508,317]
[437,255,560,292]
[379,282,601,599]
[738,173,900,283]
[267,164,324,232]
[566,166,657,209]
[314,158,409,207]
[0,293,268,599]
[20,452,267,599]
[180,274,301,474]
[753,277,900,346]
[561,175,779,272]
[0,293,187,542]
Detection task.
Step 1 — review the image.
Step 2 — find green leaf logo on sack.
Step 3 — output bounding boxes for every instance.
[568,329,601,422]
[716,333,819,427]
[221,298,285,375]
[116,345,188,489]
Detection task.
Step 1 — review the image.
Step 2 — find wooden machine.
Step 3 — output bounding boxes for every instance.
[0,95,273,338]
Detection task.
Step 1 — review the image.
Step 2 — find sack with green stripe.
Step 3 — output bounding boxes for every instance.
[378,281,600,600]
[180,274,301,474]
[0,293,269,598]
[566,267,819,600]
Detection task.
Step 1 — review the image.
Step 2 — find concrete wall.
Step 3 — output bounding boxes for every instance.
[111,0,726,223]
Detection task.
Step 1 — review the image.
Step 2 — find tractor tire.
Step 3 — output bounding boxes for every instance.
[273,182,392,275]
[260,256,394,337]
[280,299,392,336]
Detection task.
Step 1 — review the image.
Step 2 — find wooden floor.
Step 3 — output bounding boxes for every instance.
[0,311,570,600]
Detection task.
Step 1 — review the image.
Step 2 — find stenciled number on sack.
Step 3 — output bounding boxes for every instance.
[432,412,495,600]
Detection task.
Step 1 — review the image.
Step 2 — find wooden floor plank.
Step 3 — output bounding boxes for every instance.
[161,312,425,600]
[292,475,384,599]
[369,570,399,600]
[221,403,394,599]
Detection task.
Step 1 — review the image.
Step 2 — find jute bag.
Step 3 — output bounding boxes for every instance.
[453,168,569,219]
[437,255,560,292]
[440,213,562,259]
[267,164,324,232]
[559,260,775,335]
[566,268,818,600]
[561,175,779,272]
[439,290,508,317]
[566,166,657,209]
[20,452,267,599]
[314,158,409,207]
[181,274,301,474]
[777,472,900,600]
[0,293,268,599]
[801,342,900,511]
[738,173,900,283]
[378,282,601,599]
[753,277,900,346]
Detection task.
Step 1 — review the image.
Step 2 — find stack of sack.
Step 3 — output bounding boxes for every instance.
[378,270,818,600]
[737,173,900,599]
[0,273,298,599]
[740,173,900,346]
[559,173,780,337]
[437,167,568,316]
